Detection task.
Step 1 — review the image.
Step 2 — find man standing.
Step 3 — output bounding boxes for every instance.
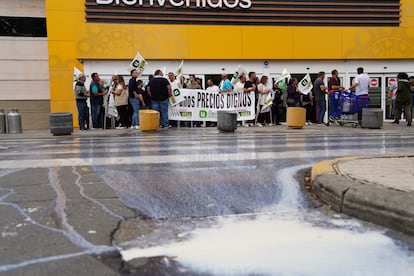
[89,72,107,128]
[349,67,370,97]
[168,72,181,90]
[148,70,172,129]
[74,73,90,130]
[187,74,201,89]
[219,73,232,92]
[128,69,145,130]
[244,72,257,127]
[348,67,370,121]
[328,69,345,93]
[314,71,328,126]
[206,79,219,93]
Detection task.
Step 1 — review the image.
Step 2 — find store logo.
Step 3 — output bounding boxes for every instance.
[96,0,252,9]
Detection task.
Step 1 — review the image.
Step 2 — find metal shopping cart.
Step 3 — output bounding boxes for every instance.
[329,91,369,128]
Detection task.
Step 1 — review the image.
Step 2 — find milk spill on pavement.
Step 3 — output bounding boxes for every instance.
[121,165,414,275]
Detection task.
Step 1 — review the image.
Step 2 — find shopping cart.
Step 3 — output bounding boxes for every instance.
[329,91,369,128]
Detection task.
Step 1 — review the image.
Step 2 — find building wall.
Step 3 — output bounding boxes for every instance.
[0,0,50,130]
[45,0,414,126]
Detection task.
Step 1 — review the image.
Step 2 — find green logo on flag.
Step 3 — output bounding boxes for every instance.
[199,110,208,118]
[132,60,139,68]
[173,89,181,97]
[301,79,308,86]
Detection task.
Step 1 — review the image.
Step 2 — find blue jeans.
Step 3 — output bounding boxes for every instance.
[91,104,102,128]
[129,98,140,126]
[152,99,169,128]
[317,100,326,124]
[76,101,89,130]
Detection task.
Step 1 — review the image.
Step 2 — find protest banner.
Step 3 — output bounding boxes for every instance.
[169,89,256,121]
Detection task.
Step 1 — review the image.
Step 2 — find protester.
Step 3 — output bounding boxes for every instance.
[187,74,201,89]
[257,75,271,126]
[148,69,172,129]
[219,73,233,92]
[314,71,328,126]
[272,82,283,126]
[206,79,219,93]
[300,88,313,125]
[111,75,129,129]
[392,72,412,126]
[179,75,187,88]
[168,72,181,90]
[89,73,107,128]
[244,72,257,127]
[144,75,153,109]
[234,74,246,93]
[74,73,90,131]
[286,78,300,107]
[128,69,144,130]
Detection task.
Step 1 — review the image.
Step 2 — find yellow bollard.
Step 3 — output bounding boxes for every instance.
[286,107,306,128]
[139,110,159,131]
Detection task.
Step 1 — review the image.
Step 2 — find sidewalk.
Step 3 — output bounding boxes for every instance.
[311,155,414,235]
[1,121,414,140]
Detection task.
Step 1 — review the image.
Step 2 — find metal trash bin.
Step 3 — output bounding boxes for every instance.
[50,112,73,135]
[0,109,6,134]
[217,111,237,132]
[7,109,22,134]
[361,108,383,129]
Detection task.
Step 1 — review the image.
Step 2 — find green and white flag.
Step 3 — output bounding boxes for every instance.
[231,64,247,85]
[275,68,291,83]
[298,73,313,95]
[176,60,184,76]
[129,52,147,74]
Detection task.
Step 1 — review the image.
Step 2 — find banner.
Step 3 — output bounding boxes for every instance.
[169,89,256,121]
[298,73,313,95]
[129,52,147,73]
[261,92,273,113]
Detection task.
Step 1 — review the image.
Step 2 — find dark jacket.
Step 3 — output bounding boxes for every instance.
[396,81,412,104]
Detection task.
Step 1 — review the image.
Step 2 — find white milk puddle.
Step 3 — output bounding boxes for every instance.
[121,166,414,275]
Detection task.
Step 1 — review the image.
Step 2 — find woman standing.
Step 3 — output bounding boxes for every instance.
[393,72,412,126]
[111,75,129,129]
[286,78,300,107]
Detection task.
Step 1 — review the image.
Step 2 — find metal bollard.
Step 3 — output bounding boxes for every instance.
[0,109,6,134]
[7,109,22,134]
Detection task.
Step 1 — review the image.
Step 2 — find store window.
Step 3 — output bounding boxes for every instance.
[0,16,47,37]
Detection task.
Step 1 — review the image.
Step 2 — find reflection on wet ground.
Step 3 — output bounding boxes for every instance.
[1,129,414,274]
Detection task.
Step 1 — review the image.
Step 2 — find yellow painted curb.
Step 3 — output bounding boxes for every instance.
[310,154,414,183]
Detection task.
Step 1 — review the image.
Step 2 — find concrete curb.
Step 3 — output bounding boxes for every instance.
[311,155,414,236]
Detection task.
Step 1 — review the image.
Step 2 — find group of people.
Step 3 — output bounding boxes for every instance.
[74,69,172,130]
[74,67,414,130]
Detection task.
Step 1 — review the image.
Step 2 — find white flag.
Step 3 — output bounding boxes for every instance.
[261,92,273,113]
[73,67,83,89]
[176,60,184,76]
[298,73,313,95]
[129,52,147,74]
[231,64,247,85]
[275,68,291,83]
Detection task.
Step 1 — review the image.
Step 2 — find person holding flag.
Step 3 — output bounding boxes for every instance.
[257,75,271,126]
[298,73,314,125]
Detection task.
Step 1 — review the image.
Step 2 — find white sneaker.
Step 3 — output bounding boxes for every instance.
[256,123,263,127]
[308,122,313,125]
[135,126,140,130]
